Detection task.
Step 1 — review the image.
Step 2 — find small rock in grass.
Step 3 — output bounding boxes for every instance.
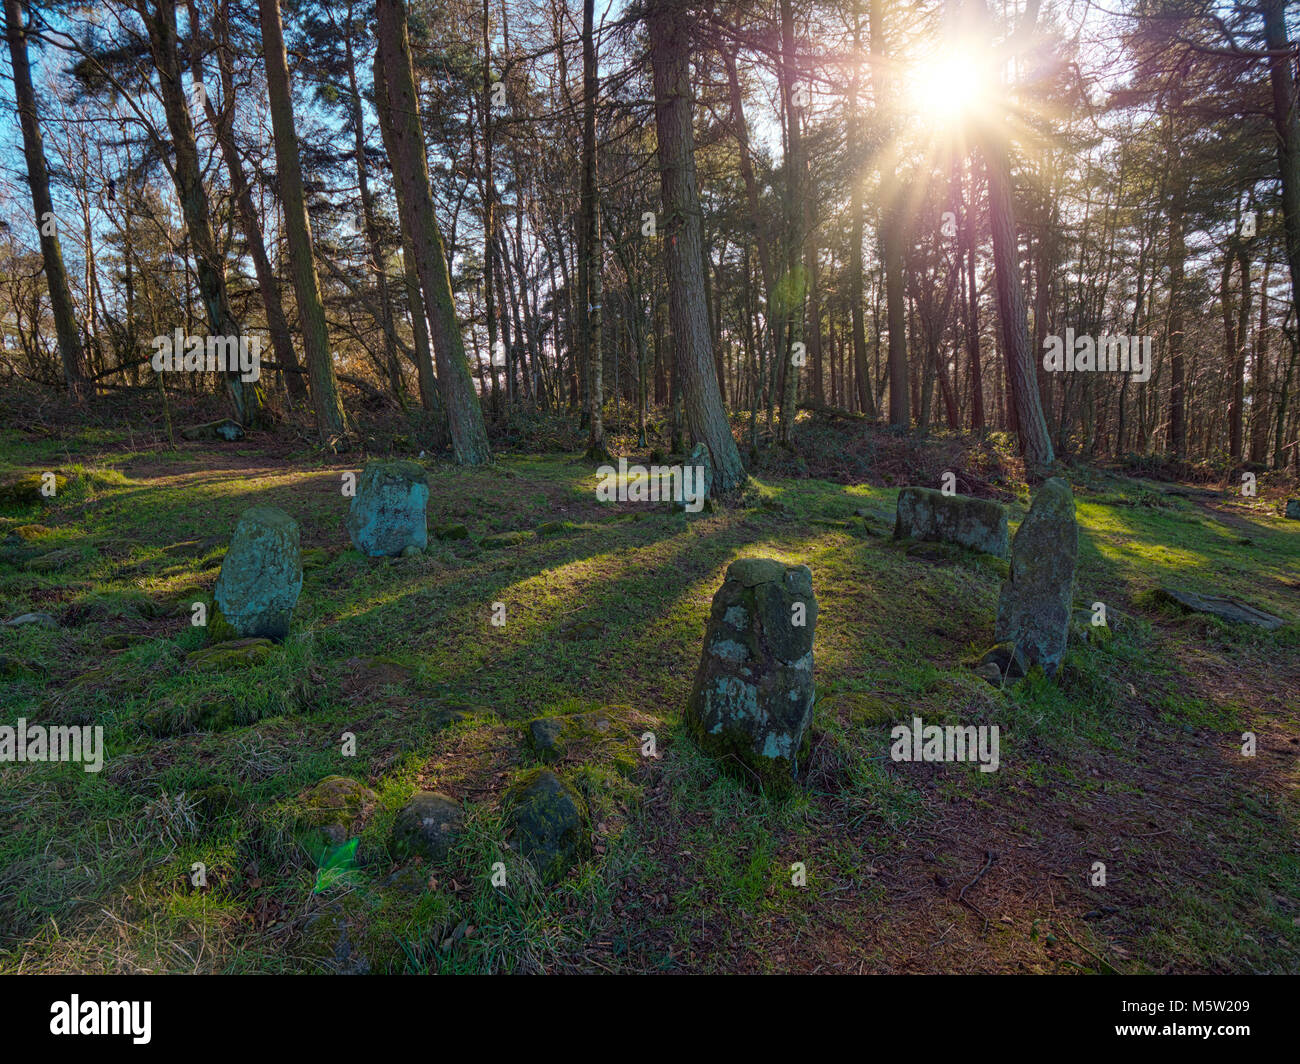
[389,792,464,862]
[4,612,57,628]
[503,769,589,884]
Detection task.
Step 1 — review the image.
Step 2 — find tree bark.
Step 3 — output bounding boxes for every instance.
[4,0,88,398]
[647,0,745,492]
[374,0,490,464]
[136,0,261,425]
[258,0,348,446]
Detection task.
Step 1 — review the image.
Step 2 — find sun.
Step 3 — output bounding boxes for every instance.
[905,47,995,125]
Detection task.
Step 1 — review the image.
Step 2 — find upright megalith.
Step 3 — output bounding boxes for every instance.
[346,460,429,557]
[894,486,1009,558]
[212,505,302,640]
[989,477,1078,678]
[686,558,817,793]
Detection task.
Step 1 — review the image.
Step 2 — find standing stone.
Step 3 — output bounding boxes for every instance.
[686,558,816,793]
[894,486,1009,558]
[212,505,302,640]
[1286,499,1299,520]
[346,460,429,557]
[991,478,1077,678]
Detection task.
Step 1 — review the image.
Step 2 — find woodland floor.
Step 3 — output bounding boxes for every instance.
[0,416,1297,974]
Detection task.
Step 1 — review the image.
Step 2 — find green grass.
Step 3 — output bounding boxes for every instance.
[1,440,1297,973]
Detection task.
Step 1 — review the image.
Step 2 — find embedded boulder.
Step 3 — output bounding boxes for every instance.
[346,460,429,557]
[1151,588,1284,630]
[503,768,589,884]
[294,775,377,858]
[686,558,817,793]
[211,506,302,640]
[389,792,464,862]
[991,478,1078,678]
[894,486,1009,558]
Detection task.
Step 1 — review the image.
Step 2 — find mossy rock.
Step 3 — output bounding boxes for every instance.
[433,523,469,540]
[1070,609,1115,647]
[974,641,1028,686]
[25,547,86,572]
[522,707,645,778]
[0,472,68,505]
[186,638,275,671]
[300,870,446,974]
[0,655,43,680]
[536,520,579,537]
[480,530,531,549]
[503,768,590,884]
[194,784,241,822]
[819,691,907,726]
[293,775,378,859]
[205,599,240,642]
[388,792,464,863]
[9,524,52,540]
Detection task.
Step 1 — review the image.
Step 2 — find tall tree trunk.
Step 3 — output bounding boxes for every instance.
[258,0,348,446]
[722,44,783,424]
[1264,0,1300,331]
[136,0,261,425]
[200,0,305,400]
[848,3,877,419]
[374,0,490,464]
[1229,244,1250,461]
[580,0,607,457]
[777,0,806,444]
[5,0,87,398]
[344,28,401,402]
[371,51,444,446]
[983,134,1053,469]
[1166,154,1188,459]
[869,0,908,428]
[647,0,745,492]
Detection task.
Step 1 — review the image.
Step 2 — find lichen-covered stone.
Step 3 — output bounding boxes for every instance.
[389,792,464,862]
[993,478,1078,678]
[346,461,429,557]
[894,486,1009,558]
[212,505,302,640]
[503,768,589,883]
[686,558,817,793]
